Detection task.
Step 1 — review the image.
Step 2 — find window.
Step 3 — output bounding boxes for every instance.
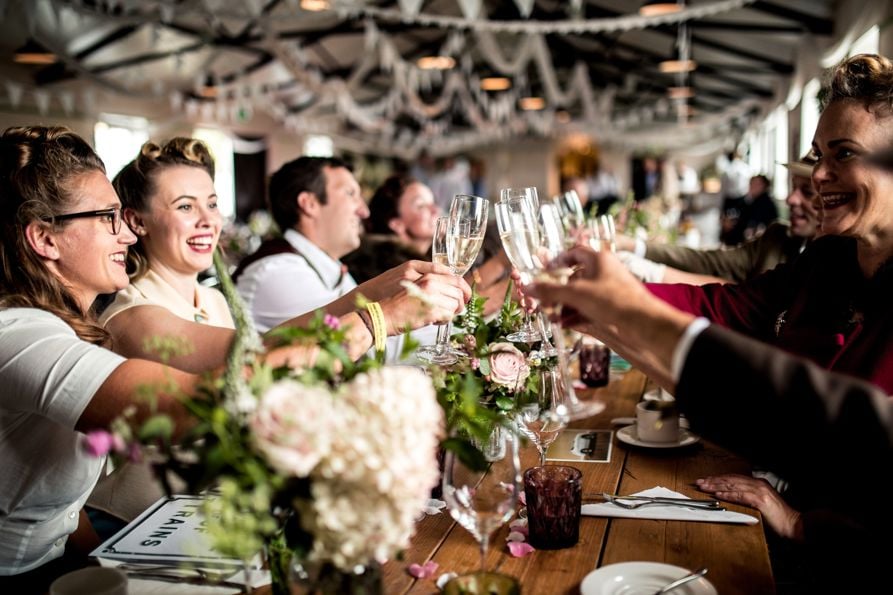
[304,134,334,157]
[192,127,235,219]
[799,78,821,157]
[94,114,149,180]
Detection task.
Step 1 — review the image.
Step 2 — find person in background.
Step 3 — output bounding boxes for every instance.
[719,149,751,204]
[234,157,471,361]
[720,174,778,245]
[343,173,439,283]
[616,158,817,284]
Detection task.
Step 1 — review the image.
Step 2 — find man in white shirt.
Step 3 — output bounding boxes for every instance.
[235,157,444,358]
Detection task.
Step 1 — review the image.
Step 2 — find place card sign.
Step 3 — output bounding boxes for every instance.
[546,429,613,463]
[92,494,246,568]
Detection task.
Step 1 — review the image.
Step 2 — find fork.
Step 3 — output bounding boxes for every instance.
[601,493,725,511]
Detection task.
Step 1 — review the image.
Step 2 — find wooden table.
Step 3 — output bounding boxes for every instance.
[382,371,776,594]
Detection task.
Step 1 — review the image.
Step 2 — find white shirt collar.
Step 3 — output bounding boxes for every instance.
[284,228,345,290]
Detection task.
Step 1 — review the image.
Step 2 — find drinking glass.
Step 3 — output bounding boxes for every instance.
[587,213,617,253]
[417,196,488,365]
[442,429,521,571]
[515,365,568,467]
[552,189,586,246]
[496,198,558,358]
[531,203,606,421]
[496,186,540,343]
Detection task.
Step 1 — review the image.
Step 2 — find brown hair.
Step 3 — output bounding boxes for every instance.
[268,156,350,232]
[366,173,418,235]
[819,53,893,116]
[0,125,110,345]
[113,137,215,279]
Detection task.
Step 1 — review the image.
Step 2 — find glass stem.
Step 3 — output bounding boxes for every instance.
[479,535,489,571]
[549,316,578,406]
[434,320,452,354]
[536,312,555,352]
[538,446,547,468]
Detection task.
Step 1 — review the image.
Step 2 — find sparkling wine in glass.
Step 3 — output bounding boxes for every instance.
[498,187,543,344]
[442,430,521,571]
[418,196,488,365]
[531,204,606,421]
[552,189,586,247]
[587,214,617,253]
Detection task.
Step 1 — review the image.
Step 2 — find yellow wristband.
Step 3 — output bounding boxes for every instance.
[366,301,387,354]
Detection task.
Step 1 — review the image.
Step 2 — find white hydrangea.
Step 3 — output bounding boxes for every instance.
[299,366,443,570]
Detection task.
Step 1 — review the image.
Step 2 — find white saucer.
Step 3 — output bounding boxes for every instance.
[580,562,717,595]
[615,425,699,449]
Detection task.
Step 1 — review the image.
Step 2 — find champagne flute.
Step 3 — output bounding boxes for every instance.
[516,366,569,467]
[552,189,586,247]
[442,430,521,571]
[532,203,606,421]
[496,193,542,344]
[418,196,488,365]
[496,199,557,358]
[587,214,617,253]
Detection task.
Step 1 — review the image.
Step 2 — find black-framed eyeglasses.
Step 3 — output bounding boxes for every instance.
[44,207,122,235]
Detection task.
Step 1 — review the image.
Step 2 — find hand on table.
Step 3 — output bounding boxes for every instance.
[696,473,804,541]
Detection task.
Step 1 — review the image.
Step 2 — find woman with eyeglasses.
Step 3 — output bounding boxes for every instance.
[0,126,465,592]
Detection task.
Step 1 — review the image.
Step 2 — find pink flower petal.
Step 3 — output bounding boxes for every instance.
[508,523,528,537]
[83,431,114,457]
[507,542,535,557]
[518,491,527,506]
[408,561,439,579]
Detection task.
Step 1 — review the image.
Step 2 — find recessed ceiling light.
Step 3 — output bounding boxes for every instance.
[13,39,56,65]
[416,56,456,70]
[659,59,697,73]
[480,77,512,91]
[300,0,330,11]
[520,97,545,111]
[668,86,694,99]
[639,1,683,17]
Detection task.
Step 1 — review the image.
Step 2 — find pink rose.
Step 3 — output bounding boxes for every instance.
[487,342,530,388]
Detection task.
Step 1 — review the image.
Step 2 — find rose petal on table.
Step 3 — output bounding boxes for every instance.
[508,541,535,557]
[436,572,458,589]
[408,561,439,579]
[506,531,526,542]
[572,380,588,390]
[518,491,526,506]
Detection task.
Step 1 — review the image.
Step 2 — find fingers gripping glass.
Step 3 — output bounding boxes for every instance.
[45,207,123,235]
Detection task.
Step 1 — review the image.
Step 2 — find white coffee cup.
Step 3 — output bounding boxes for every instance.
[50,567,128,595]
[636,399,679,443]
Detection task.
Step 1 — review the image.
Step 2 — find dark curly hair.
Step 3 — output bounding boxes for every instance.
[0,125,111,345]
[112,137,215,279]
[819,53,893,116]
[366,173,419,235]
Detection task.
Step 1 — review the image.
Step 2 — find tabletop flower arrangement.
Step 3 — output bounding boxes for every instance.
[88,252,444,595]
[429,285,544,460]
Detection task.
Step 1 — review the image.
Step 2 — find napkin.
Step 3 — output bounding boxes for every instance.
[581,486,758,525]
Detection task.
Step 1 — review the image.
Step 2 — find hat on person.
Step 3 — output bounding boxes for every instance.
[780,154,816,178]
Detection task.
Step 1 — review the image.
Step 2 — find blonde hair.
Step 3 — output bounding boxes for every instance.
[0,125,111,345]
[113,137,215,279]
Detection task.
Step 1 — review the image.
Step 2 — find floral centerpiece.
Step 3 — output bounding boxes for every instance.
[429,284,545,461]
[89,252,445,595]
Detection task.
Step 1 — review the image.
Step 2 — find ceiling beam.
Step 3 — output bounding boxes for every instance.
[687,20,807,34]
[749,1,834,35]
